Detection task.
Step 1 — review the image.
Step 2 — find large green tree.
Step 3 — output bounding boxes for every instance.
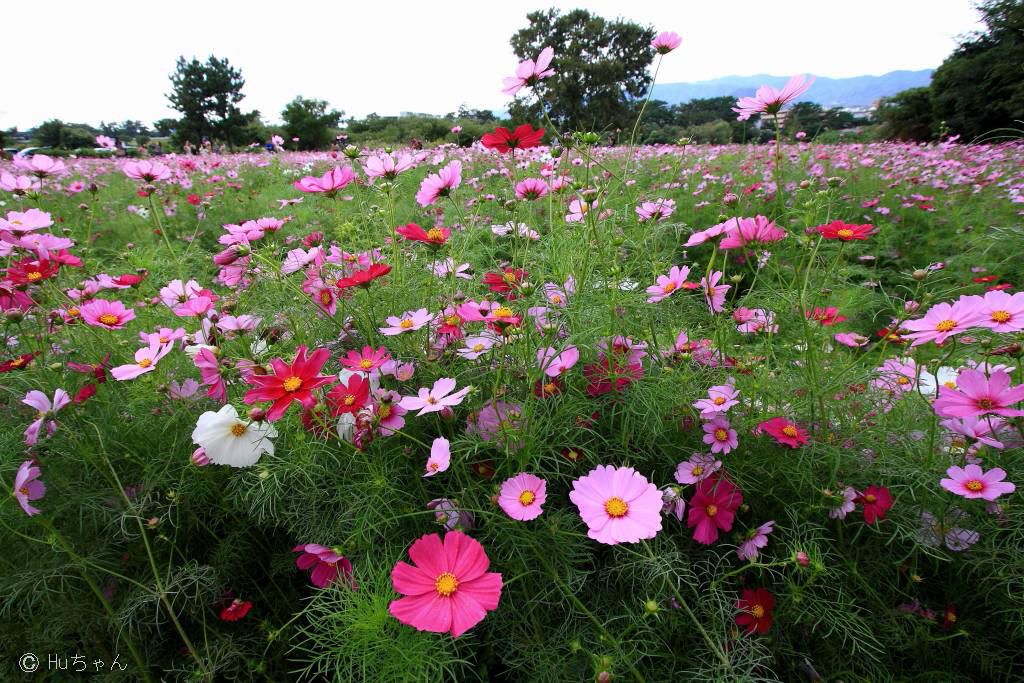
[281,97,344,150]
[167,56,260,147]
[31,119,98,149]
[931,0,1024,140]
[876,87,936,140]
[508,9,655,131]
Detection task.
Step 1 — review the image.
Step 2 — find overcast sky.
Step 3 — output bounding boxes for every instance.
[3,0,983,130]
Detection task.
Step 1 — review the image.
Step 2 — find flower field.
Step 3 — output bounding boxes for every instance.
[3,44,1024,682]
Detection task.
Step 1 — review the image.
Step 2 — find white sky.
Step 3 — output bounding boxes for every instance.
[3,0,983,130]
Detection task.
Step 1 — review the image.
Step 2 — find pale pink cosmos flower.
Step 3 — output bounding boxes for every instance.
[169,379,201,400]
[635,199,676,222]
[684,220,734,247]
[903,299,985,346]
[646,265,690,303]
[159,279,204,308]
[933,369,1024,419]
[873,358,918,394]
[379,308,432,336]
[96,134,116,149]
[828,486,857,520]
[514,178,549,200]
[80,299,135,330]
[565,197,596,222]
[940,464,1015,501]
[918,511,979,552]
[424,437,451,477]
[491,222,539,240]
[415,160,461,207]
[123,160,172,183]
[362,152,415,180]
[0,172,41,194]
[216,314,261,334]
[498,473,547,521]
[693,382,740,417]
[14,153,66,177]
[737,520,774,561]
[536,345,580,377]
[703,418,738,454]
[293,166,357,195]
[733,74,815,121]
[173,296,216,318]
[569,465,663,545]
[1,208,53,232]
[701,271,731,313]
[940,415,1006,449]
[674,453,722,485]
[651,31,682,54]
[111,340,173,381]
[502,46,555,95]
[430,258,472,280]
[459,334,501,360]
[399,378,471,416]
[834,332,869,347]
[23,388,71,446]
[13,460,46,516]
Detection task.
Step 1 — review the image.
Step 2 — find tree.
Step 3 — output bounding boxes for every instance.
[785,102,859,136]
[931,0,1024,140]
[167,56,259,147]
[31,119,98,149]
[281,97,344,150]
[876,87,936,141]
[508,9,655,130]
[153,119,179,137]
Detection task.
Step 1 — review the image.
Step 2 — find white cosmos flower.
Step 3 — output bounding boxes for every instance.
[919,366,958,398]
[191,404,277,468]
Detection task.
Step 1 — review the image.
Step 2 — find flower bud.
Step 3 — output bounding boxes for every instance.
[795,551,810,567]
[343,145,360,159]
[191,447,211,466]
[248,407,268,422]
[722,193,739,206]
[912,269,928,281]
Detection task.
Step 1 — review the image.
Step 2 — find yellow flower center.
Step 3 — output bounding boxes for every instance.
[159,336,170,343]
[378,404,392,419]
[935,319,957,332]
[580,202,590,214]
[692,466,704,476]
[751,605,765,619]
[864,494,877,503]
[27,271,43,281]
[67,307,80,317]
[320,291,332,305]
[550,294,562,304]
[426,228,445,242]
[943,380,957,389]
[713,396,726,405]
[965,479,984,492]
[715,428,728,441]
[230,423,247,437]
[493,307,513,318]
[11,358,25,367]
[896,376,910,385]
[138,358,153,368]
[782,425,799,437]
[502,271,517,283]
[435,572,459,597]
[399,319,414,329]
[343,394,356,406]
[282,376,303,392]
[604,497,629,518]
[976,398,994,410]
[991,310,1011,323]
[519,490,536,506]
[705,504,718,517]
[359,358,374,369]
[19,485,30,495]
[946,612,957,623]
[98,313,120,325]
[473,343,485,352]
[837,229,854,239]
[543,382,558,394]
[445,315,460,326]
[662,282,676,293]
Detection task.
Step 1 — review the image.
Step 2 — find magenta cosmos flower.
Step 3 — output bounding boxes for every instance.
[718,215,786,250]
[514,177,549,200]
[379,308,432,336]
[940,464,1015,501]
[13,460,45,516]
[389,530,503,638]
[733,74,815,121]
[636,198,676,222]
[502,46,555,95]
[703,418,738,454]
[362,152,415,180]
[933,369,1024,419]
[293,166,356,195]
[536,345,580,377]
[569,465,663,544]
[399,378,471,416]
[758,417,810,448]
[646,265,690,303]
[80,299,135,330]
[903,299,984,346]
[415,160,462,207]
[293,544,355,588]
[123,159,172,183]
[498,473,547,521]
[424,437,451,477]
[651,31,682,54]
[340,345,391,373]
[687,476,743,545]
[971,290,1024,333]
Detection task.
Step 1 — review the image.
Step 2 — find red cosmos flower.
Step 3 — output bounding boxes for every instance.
[482,268,528,296]
[243,345,334,421]
[757,417,809,448]
[533,376,563,398]
[583,358,643,397]
[326,374,371,416]
[806,306,847,326]
[395,223,451,245]
[687,476,743,544]
[111,273,146,287]
[74,383,98,404]
[941,604,958,631]
[987,283,1013,291]
[855,485,893,525]
[972,275,999,284]
[481,124,545,154]
[877,327,907,344]
[336,263,392,290]
[68,354,111,383]
[817,220,874,241]
[7,257,60,285]
[186,193,202,206]
[735,588,776,635]
[0,352,39,373]
[219,598,253,622]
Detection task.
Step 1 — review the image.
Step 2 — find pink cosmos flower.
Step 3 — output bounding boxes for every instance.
[536,345,580,377]
[216,314,260,334]
[0,172,41,194]
[13,460,45,516]
[293,166,357,195]
[903,299,984,346]
[941,415,1006,449]
[424,437,451,477]
[380,308,432,336]
[159,279,204,308]
[502,46,555,95]
[685,219,735,247]
[514,178,549,200]
[23,388,71,446]
[873,358,918,394]
[569,465,663,545]
[389,530,502,638]
[193,348,227,402]
[674,453,722,484]
[362,152,415,180]
[829,486,857,520]
[293,544,355,588]
[646,265,690,303]
[701,271,730,313]
[1,208,53,232]
[971,290,1024,332]
[940,464,1015,501]
[693,382,740,418]
[757,417,810,448]
[687,476,743,545]
[565,197,596,223]
[459,333,501,360]
[733,74,815,121]
[80,299,135,330]
[834,332,869,347]
[399,378,471,416]
[415,160,462,207]
[703,418,739,454]
[498,473,547,521]
[123,160,172,183]
[111,340,173,381]
[651,31,682,54]
[933,369,1024,419]
[718,216,786,250]
[340,346,391,373]
[373,390,408,436]
[430,258,472,279]
[737,520,774,561]
[636,198,676,222]
[14,153,66,177]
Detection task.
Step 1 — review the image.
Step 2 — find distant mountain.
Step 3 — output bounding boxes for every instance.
[651,70,933,108]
